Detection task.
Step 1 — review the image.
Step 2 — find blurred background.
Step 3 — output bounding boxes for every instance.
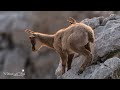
[0,11,119,79]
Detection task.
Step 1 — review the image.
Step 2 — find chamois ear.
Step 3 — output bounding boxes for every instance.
[67,17,77,24]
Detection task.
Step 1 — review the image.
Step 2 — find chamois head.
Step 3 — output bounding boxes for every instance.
[25,29,43,51]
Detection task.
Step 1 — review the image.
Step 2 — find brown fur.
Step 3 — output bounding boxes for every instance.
[25,17,95,75]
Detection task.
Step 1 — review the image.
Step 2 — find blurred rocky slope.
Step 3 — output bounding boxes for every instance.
[0,11,119,79]
[58,14,120,79]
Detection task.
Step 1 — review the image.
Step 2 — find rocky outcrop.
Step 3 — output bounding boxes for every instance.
[58,14,120,79]
[0,11,119,79]
[60,57,120,79]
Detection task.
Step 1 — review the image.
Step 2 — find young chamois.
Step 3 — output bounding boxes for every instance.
[25,17,95,76]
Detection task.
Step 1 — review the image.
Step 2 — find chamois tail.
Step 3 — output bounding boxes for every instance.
[67,17,77,24]
[88,30,94,43]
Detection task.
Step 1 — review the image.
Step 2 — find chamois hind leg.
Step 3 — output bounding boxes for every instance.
[84,42,91,52]
[67,54,74,71]
[77,47,92,75]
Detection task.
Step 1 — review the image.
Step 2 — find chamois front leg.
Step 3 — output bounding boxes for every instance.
[55,51,68,76]
[60,52,68,74]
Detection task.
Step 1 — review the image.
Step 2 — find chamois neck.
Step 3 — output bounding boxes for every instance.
[37,33,54,48]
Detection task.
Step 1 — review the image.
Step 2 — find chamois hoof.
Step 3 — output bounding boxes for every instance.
[55,68,62,76]
[67,67,71,71]
[77,69,84,75]
[55,70,63,76]
[55,66,65,76]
